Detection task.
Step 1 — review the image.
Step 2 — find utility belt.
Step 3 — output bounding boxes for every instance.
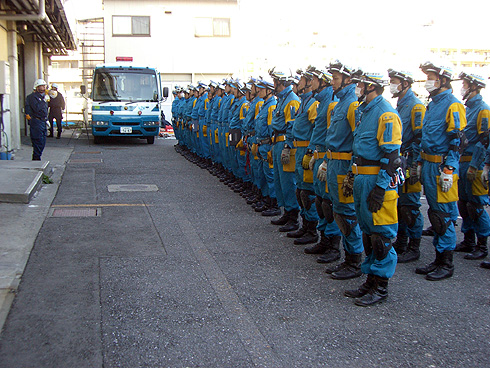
[352,164,381,175]
[460,155,472,162]
[273,130,287,144]
[421,151,444,163]
[293,140,309,147]
[326,150,353,161]
[314,151,326,160]
[257,138,272,145]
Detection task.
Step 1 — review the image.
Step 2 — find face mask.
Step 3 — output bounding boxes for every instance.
[425,80,438,93]
[355,86,363,99]
[461,87,469,99]
[390,83,400,95]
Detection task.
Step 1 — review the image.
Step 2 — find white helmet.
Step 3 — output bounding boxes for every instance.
[51,83,59,89]
[33,79,47,89]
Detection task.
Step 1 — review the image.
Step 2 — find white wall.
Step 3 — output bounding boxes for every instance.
[103,0,238,76]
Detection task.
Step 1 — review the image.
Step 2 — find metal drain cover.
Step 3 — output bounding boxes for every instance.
[108,184,158,192]
[69,158,103,163]
[51,208,100,217]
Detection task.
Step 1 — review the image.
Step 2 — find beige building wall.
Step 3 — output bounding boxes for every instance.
[0,21,7,62]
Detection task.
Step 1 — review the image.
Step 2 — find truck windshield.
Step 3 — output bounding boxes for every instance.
[92,69,159,102]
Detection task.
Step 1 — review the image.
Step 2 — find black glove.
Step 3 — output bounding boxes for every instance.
[367,185,385,213]
[342,171,355,197]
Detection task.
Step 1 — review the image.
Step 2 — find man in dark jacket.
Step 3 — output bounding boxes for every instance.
[48,83,65,138]
[25,79,49,160]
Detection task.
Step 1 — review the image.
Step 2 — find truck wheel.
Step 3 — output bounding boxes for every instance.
[93,136,102,144]
[147,136,155,144]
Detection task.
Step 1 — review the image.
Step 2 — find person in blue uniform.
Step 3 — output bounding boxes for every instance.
[268,68,301,223]
[211,83,224,176]
[171,87,181,147]
[253,78,280,215]
[342,69,402,306]
[219,80,235,185]
[302,67,343,263]
[25,79,49,160]
[414,61,467,281]
[454,71,490,261]
[317,61,364,280]
[286,67,320,245]
[196,82,209,168]
[388,69,426,263]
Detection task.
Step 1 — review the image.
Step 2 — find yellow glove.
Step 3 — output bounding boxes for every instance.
[251,144,258,157]
[302,153,313,170]
[26,114,32,120]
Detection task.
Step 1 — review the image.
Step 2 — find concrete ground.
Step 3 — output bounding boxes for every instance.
[0,132,489,367]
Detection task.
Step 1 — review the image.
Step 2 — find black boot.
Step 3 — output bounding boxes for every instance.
[316,236,341,263]
[344,274,376,298]
[285,214,304,236]
[294,221,318,245]
[480,261,490,269]
[304,231,328,254]
[354,276,388,306]
[464,236,488,260]
[415,250,442,275]
[262,197,281,217]
[330,253,363,280]
[254,196,269,212]
[426,250,454,281]
[393,230,408,254]
[422,226,435,236]
[279,210,300,232]
[271,210,289,226]
[454,230,476,252]
[397,238,421,263]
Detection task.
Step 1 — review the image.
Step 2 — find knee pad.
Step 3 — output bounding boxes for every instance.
[428,208,451,236]
[371,233,393,261]
[467,201,484,222]
[296,188,303,209]
[398,205,419,228]
[300,190,314,211]
[362,233,372,256]
[333,212,358,237]
[315,196,324,219]
[322,198,334,223]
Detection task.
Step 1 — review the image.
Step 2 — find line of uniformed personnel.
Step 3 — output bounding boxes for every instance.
[171,60,490,307]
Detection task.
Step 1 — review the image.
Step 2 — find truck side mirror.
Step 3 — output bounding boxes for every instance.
[80,85,86,94]
[162,87,169,98]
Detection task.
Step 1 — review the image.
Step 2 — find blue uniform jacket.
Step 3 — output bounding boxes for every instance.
[292,91,318,142]
[25,91,48,122]
[308,86,335,152]
[419,89,466,169]
[171,97,180,118]
[255,96,277,139]
[325,84,358,153]
[220,94,235,126]
[211,95,222,123]
[271,85,300,147]
[353,95,402,189]
[396,88,425,159]
[185,97,196,121]
[198,92,208,119]
[229,95,249,130]
[463,94,489,168]
[243,96,264,144]
[177,98,187,120]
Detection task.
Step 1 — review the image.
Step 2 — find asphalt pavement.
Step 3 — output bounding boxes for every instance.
[0,132,489,368]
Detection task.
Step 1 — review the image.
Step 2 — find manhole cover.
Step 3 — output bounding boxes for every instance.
[69,158,103,163]
[51,208,101,217]
[108,184,158,192]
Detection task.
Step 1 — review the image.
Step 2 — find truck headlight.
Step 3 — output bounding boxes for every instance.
[94,121,109,126]
[143,121,159,126]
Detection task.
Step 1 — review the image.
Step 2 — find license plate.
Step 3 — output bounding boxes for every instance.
[120,127,132,133]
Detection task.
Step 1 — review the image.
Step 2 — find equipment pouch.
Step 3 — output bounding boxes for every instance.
[402,180,422,194]
[436,174,459,203]
[203,125,207,137]
[303,169,313,183]
[225,132,229,147]
[282,148,296,172]
[267,150,273,168]
[215,129,219,144]
[337,175,355,204]
[372,189,399,226]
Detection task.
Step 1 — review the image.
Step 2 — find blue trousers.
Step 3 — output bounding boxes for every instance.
[272,143,299,211]
[294,146,319,221]
[30,120,47,160]
[258,144,275,198]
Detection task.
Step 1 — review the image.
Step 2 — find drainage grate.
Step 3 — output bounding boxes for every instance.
[72,151,102,155]
[107,184,158,192]
[69,159,103,163]
[51,208,101,217]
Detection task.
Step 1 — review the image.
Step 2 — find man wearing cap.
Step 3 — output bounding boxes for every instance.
[47,83,65,139]
[343,69,402,306]
[388,69,426,263]
[268,68,301,222]
[414,61,467,281]
[455,71,490,261]
[25,79,49,160]
[318,61,364,280]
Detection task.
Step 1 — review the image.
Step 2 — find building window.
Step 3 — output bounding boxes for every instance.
[194,18,230,37]
[112,16,150,36]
